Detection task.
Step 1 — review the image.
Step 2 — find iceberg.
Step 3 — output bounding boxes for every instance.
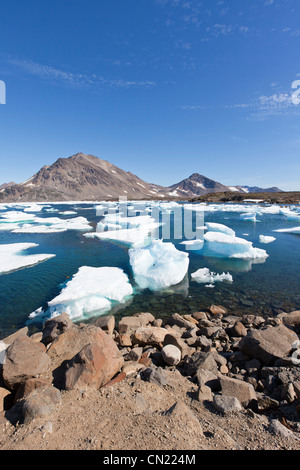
[259,235,276,244]
[12,216,92,233]
[0,243,55,275]
[84,226,155,249]
[129,239,189,291]
[29,266,133,321]
[0,211,36,223]
[240,213,257,222]
[191,267,233,284]
[205,222,235,237]
[274,227,300,234]
[203,232,268,260]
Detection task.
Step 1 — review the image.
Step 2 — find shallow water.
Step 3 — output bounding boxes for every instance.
[0,202,300,337]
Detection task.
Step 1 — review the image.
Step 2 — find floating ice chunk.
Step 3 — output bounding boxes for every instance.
[0,243,55,274]
[179,239,204,251]
[84,226,156,248]
[23,204,45,212]
[103,214,157,229]
[285,213,300,222]
[59,211,77,215]
[129,239,189,291]
[12,224,67,234]
[240,213,257,222]
[191,267,233,284]
[203,232,268,260]
[29,266,133,321]
[12,216,92,233]
[259,235,276,244]
[274,226,300,234]
[0,211,36,223]
[205,222,235,237]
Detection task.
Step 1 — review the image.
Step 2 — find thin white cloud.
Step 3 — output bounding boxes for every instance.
[7,57,157,90]
[182,87,300,120]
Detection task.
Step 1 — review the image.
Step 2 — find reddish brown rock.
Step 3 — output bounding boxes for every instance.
[0,387,13,412]
[47,324,124,388]
[133,326,169,347]
[14,378,51,403]
[2,337,51,391]
[65,341,124,390]
[93,315,115,335]
[42,312,74,345]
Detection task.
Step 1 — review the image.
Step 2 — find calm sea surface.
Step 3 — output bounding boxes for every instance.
[0,202,300,337]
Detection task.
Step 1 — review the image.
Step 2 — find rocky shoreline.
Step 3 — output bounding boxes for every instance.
[0,306,300,450]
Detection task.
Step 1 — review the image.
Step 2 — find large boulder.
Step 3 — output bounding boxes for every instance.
[46,324,124,389]
[239,324,299,365]
[42,313,74,345]
[1,327,28,345]
[2,337,51,391]
[65,342,123,390]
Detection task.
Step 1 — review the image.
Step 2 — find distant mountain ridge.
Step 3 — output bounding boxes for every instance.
[0,152,283,202]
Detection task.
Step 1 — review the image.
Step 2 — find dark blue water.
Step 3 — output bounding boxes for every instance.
[0,202,300,337]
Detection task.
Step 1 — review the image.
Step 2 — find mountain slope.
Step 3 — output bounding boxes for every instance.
[0,153,283,202]
[0,153,167,202]
[168,173,232,197]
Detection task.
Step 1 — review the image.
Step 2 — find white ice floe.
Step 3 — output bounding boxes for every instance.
[259,235,276,244]
[0,211,36,223]
[29,266,133,321]
[240,213,257,222]
[59,211,77,215]
[129,239,189,291]
[12,216,92,233]
[274,226,300,234]
[205,222,235,237]
[0,243,55,275]
[84,226,156,249]
[202,232,268,260]
[191,267,233,284]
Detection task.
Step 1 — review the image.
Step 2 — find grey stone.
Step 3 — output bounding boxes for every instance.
[161,344,181,366]
[219,375,257,407]
[21,385,61,424]
[213,395,242,414]
[183,352,218,376]
[140,367,168,387]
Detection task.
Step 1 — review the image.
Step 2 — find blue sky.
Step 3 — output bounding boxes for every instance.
[0,0,300,190]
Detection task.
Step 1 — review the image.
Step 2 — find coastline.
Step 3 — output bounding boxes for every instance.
[0,306,299,450]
